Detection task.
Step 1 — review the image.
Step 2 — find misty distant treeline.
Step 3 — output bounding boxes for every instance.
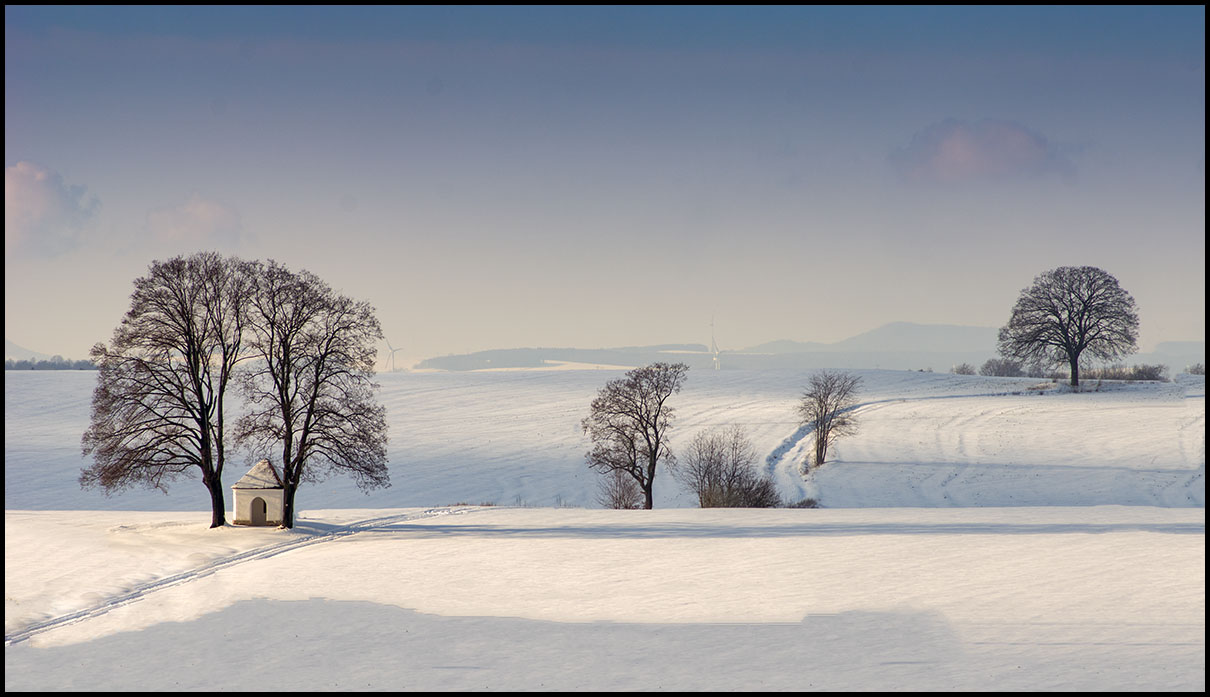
[6,356,97,370]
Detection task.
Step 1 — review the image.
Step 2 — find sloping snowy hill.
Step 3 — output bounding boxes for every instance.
[4,369,1204,511]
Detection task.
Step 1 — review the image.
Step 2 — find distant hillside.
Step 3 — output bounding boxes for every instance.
[5,338,95,369]
[416,344,712,371]
[5,339,54,362]
[741,339,833,354]
[1139,341,1205,373]
[733,322,998,371]
[414,323,1002,372]
[413,323,1203,373]
[1152,341,1205,358]
[744,323,997,354]
[830,322,998,353]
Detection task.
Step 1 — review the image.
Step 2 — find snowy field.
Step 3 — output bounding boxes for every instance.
[4,368,1205,690]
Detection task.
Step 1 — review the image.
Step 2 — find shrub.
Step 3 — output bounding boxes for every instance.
[951,363,976,375]
[1187,363,1205,376]
[671,426,781,508]
[597,469,643,509]
[1081,363,1169,382]
[1128,364,1168,381]
[980,358,1025,377]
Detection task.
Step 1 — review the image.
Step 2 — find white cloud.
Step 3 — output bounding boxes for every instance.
[4,161,100,258]
[145,194,246,249]
[890,119,1074,184]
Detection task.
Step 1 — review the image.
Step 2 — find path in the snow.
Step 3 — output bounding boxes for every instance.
[3,507,483,646]
[760,388,1058,504]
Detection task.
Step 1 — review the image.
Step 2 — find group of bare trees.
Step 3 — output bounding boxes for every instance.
[81,252,388,528]
[83,259,1145,519]
[671,426,781,508]
[584,265,1147,509]
[583,362,861,509]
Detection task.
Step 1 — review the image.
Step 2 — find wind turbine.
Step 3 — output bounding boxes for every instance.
[711,316,720,371]
[385,338,404,373]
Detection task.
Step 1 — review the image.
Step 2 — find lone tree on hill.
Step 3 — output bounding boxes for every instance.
[797,370,862,470]
[235,261,389,528]
[81,252,255,528]
[997,266,1139,387]
[582,362,689,510]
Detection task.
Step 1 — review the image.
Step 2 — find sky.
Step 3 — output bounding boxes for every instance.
[5,6,1205,366]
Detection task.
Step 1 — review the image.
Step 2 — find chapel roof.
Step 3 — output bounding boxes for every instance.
[231,459,284,489]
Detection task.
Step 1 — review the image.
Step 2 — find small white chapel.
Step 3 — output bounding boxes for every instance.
[231,459,285,527]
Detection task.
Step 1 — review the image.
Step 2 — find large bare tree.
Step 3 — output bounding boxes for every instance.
[797,370,862,470]
[998,266,1139,386]
[81,252,255,527]
[582,362,689,510]
[236,261,389,527]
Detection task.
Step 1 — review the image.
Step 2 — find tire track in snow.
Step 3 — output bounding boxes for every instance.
[4,507,482,647]
[765,401,896,482]
[762,390,1059,503]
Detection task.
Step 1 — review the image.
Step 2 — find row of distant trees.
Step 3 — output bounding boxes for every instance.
[951,359,1176,382]
[6,356,96,370]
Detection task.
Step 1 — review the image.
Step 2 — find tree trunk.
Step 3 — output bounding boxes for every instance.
[643,459,656,509]
[282,482,298,528]
[1069,355,1080,387]
[204,472,226,528]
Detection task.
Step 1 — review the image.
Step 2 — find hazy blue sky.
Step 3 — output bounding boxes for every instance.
[5,6,1204,365]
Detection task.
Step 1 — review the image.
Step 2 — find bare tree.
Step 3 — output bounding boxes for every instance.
[236,261,389,528]
[81,252,255,528]
[998,266,1139,387]
[797,370,862,470]
[582,362,688,510]
[951,363,976,375]
[670,425,780,507]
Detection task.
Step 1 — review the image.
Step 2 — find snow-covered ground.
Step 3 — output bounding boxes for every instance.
[6,369,1204,511]
[4,368,1205,690]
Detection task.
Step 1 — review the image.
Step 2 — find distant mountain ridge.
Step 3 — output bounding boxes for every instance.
[416,344,710,371]
[11,326,1203,373]
[744,322,999,354]
[416,322,1003,372]
[414,323,1205,373]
